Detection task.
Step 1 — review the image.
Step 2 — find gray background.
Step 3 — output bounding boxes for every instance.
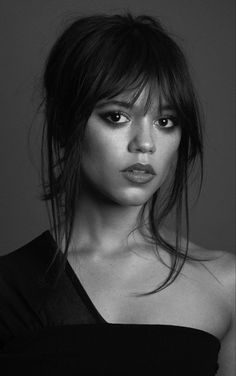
[0,0,235,255]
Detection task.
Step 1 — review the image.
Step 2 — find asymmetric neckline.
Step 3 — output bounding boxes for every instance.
[44,230,221,346]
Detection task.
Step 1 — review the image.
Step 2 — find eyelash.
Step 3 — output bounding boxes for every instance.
[100,111,178,129]
[155,116,179,128]
[100,111,130,126]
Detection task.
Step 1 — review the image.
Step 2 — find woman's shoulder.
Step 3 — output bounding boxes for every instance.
[0,230,56,280]
[189,247,236,374]
[186,240,235,322]
[162,227,235,309]
[163,227,235,286]
[180,238,235,342]
[0,231,55,347]
[0,229,57,314]
[188,241,235,291]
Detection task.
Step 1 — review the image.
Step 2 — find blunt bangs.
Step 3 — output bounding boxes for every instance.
[44,13,201,155]
[75,17,202,173]
[74,15,192,121]
[63,13,201,166]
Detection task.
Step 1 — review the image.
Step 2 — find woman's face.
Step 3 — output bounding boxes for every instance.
[81,88,181,206]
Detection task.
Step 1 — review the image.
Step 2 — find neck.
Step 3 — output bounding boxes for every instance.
[65,183,150,259]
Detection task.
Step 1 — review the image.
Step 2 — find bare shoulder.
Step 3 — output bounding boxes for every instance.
[160,229,235,374]
[196,248,236,376]
[162,227,235,306]
[205,250,235,287]
[197,249,236,375]
[190,244,235,298]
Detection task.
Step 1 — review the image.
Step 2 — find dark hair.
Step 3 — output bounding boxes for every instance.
[40,13,203,296]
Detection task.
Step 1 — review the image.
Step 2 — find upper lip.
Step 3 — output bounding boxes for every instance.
[122,163,156,175]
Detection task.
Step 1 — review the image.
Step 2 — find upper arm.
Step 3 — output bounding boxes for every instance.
[216,252,236,376]
[217,314,235,375]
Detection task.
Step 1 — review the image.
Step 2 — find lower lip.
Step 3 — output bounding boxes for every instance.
[122,170,155,184]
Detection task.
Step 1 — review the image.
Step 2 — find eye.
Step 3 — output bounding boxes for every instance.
[102,111,130,125]
[155,116,178,128]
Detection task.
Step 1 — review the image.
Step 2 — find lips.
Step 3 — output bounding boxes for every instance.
[122,163,156,175]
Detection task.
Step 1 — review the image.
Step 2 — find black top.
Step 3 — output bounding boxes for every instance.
[0,231,221,375]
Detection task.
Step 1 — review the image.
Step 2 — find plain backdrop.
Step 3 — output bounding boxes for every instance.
[0,0,235,255]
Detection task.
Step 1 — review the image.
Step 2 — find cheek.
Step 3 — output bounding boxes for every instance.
[157,133,181,179]
[82,125,119,174]
[162,132,180,159]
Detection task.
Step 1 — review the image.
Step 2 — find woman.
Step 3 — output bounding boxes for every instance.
[0,13,235,375]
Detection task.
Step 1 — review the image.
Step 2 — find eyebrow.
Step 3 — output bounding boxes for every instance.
[95,100,176,113]
[95,100,133,109]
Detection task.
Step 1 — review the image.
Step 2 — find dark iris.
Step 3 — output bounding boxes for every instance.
[109,112,121,122]
[159,118,169,127]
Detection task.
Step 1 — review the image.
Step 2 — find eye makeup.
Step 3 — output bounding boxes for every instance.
[99,111,131,126]
[94,101,179,130]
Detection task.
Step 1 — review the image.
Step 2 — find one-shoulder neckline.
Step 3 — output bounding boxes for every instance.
[43,230,221,346]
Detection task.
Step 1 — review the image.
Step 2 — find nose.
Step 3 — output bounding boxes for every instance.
[128,119,156,154]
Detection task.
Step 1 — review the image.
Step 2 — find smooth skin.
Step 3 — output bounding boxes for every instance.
[63,87,235,375]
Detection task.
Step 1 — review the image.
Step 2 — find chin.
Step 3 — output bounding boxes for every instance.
[113,190,152,207]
